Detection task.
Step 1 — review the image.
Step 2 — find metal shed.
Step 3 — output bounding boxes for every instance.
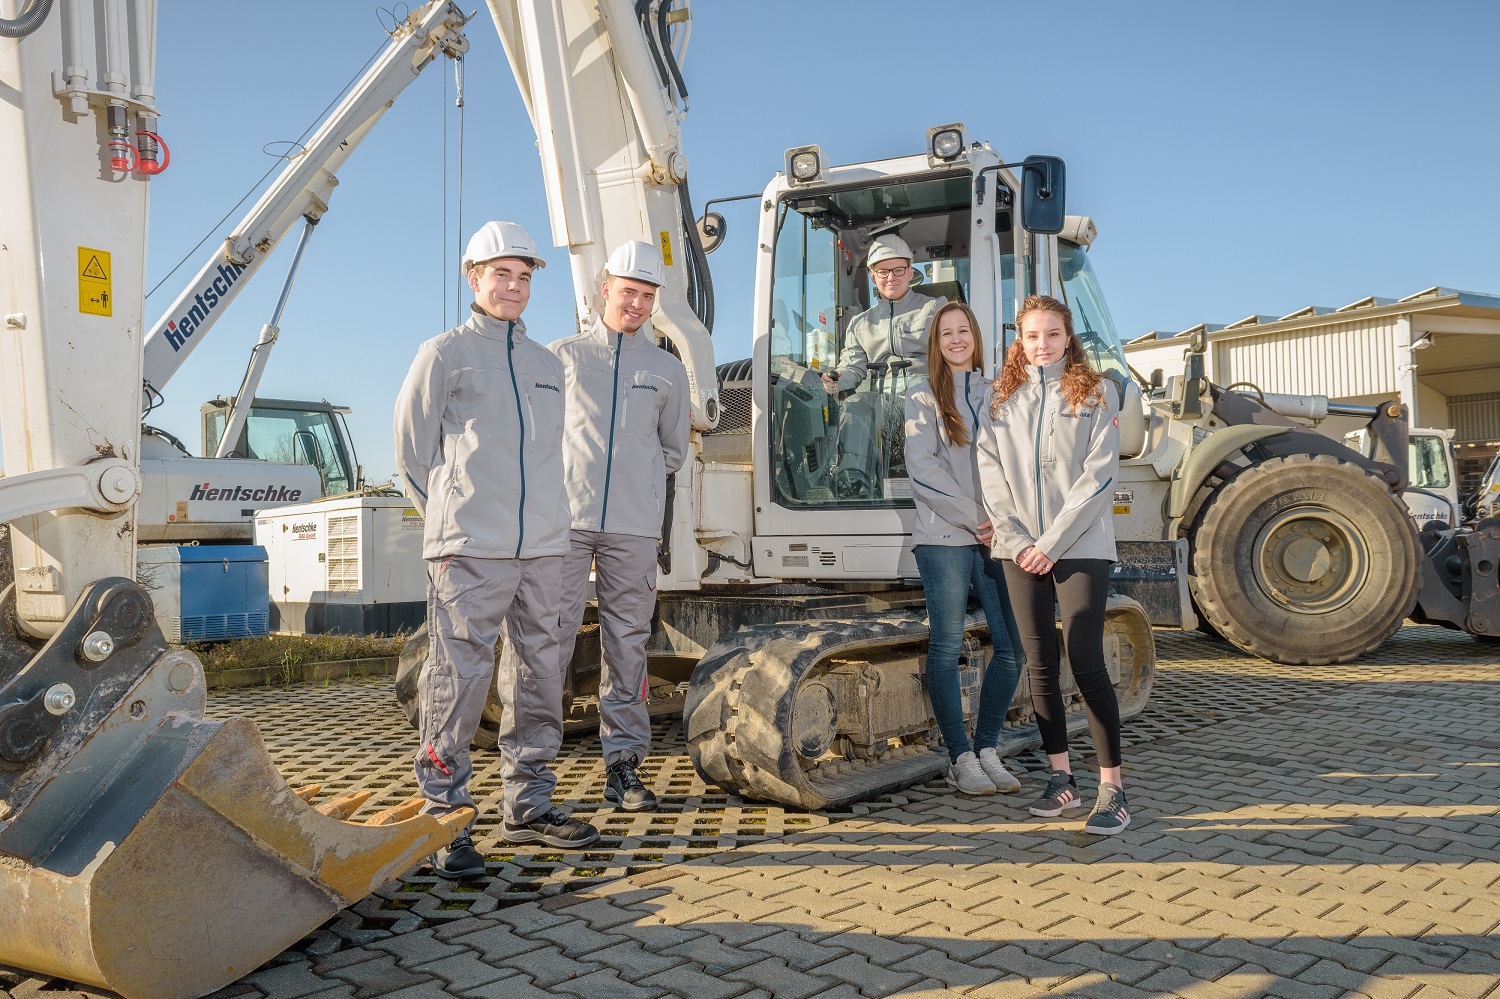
[1123,287,1500,494]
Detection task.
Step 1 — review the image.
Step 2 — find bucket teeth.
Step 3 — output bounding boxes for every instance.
[364,796,426,827]
[315,789,375,820]
[0,715,474,999]
[293,783,323,802]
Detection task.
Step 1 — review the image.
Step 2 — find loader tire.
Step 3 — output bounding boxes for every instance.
[1189,453,1420,665]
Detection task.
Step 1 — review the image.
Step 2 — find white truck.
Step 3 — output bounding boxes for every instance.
[1346,427,1461,528]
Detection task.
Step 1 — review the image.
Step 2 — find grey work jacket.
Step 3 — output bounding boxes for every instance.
[834,289,944,394]
[550,316,691,539]
[394,307,570,561]
[904,372,991,547]
[976,358,1120,563]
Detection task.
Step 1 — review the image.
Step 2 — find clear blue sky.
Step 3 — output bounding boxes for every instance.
[41,1,1500,483]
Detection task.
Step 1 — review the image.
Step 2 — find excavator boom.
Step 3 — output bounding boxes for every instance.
[0,4,468,995]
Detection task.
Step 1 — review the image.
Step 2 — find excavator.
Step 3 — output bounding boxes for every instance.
[6,1,1498,998]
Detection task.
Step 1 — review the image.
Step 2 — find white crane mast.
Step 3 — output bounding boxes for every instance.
[139,0,470,411]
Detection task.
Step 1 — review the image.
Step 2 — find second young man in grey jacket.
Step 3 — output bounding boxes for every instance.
[550,240,691,812]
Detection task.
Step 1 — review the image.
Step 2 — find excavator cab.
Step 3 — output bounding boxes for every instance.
[753,140,1136,581]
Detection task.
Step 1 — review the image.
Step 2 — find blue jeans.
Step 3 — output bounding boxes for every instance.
[914,544,1024,762]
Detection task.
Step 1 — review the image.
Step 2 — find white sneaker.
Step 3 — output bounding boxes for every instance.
[946,752,997,795]
[977,748,1021,793]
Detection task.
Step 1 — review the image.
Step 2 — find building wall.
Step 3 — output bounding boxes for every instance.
[1417,382,1451,430]
[1210,317,1401,398]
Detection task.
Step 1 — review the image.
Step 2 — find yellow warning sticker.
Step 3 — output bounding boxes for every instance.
[1113,505,1131,515]
[658,230,674,267]
[78,246,112,316]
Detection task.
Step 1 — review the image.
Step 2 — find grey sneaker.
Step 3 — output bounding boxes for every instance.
[946,751,997,795]
[1028,770,1083,817]
[977,748,1021,793]
[501,807,600,848]
[604,753,659,812]
[1084,782,1131,836]
[430,831,486,880]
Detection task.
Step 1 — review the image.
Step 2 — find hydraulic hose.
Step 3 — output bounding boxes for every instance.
[0,0,53,38]
[635,0,673,103]
[678,178,714,333]
[655,1,689,103]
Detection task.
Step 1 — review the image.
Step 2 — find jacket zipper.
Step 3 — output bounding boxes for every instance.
[525,393,537,441]
[600,331,623,531]
[888,299,898,359]
[507,322,527,557]
[963,371,981,435]
[1033,368,1047,536]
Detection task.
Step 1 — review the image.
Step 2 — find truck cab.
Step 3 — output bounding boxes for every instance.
[1346,426,1460,527]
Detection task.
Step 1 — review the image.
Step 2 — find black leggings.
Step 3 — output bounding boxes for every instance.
[1002,558,1122,768]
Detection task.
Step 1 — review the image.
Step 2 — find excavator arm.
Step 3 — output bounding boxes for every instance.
[0,5,470,996]
[487,0,721,590]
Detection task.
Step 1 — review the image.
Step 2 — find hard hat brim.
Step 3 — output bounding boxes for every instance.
[466,254,546,271]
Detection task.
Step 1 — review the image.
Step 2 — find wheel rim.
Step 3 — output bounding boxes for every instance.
[1252,507,1369,613]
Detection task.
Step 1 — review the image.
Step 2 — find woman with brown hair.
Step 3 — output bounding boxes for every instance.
[976,294,1129,835]
[904,301,1024,796]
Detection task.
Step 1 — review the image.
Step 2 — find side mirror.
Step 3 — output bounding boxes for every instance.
[696,212,726,254]
[1021,155,1066,235]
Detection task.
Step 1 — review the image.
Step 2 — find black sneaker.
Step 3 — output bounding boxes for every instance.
[604,754,658,812]
[431,831,486,880]
[501,807,600,848]
[1084,782,1131,836]
[1028,770,1084,817]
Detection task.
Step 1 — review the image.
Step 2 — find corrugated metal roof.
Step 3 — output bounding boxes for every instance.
[1125,286,1500,348]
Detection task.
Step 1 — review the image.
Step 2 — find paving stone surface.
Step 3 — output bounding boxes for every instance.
[3,625,1499,998]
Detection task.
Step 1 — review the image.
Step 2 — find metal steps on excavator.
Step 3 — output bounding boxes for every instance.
[683,596,1155,811]
[0,579,468,999]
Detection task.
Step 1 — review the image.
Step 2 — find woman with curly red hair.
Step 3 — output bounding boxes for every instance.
[976,294,1129,835]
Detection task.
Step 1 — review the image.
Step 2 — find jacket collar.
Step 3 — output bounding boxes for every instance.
[467,304,528,342]
[879,288,928,314]
[589,313,652,351]
[1025,357,1069,385]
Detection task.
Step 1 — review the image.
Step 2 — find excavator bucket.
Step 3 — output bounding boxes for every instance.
[0,579,467,999]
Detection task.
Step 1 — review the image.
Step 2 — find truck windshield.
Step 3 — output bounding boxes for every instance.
[767,171,991,510]
[205,404,352,497]
[1058,241,1133,403]
[1409,435,1451,490]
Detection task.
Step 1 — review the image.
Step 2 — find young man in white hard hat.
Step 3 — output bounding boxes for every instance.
[550,240,691,813]
[395,220,599,878]
[821,233,946,497]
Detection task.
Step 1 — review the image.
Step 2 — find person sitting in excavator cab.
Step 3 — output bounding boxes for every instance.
[821,232,946,498]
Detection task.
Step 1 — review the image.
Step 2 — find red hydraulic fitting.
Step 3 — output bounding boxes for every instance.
[107,138,137,173]
[134,131,170,175]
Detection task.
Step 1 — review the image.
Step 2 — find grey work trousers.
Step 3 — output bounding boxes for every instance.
[836,385,907,480]
[558,530,659,766]
[415,553,564,825]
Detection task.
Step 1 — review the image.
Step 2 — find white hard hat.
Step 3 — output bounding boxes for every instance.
[463,220,546,271]
[604,240,666,286]
[866,233,913,268]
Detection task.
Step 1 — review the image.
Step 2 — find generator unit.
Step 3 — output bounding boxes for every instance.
[254,496,426,636]
[136,544,271,643]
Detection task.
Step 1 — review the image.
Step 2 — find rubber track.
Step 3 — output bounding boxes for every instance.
[684,599,1156,811]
